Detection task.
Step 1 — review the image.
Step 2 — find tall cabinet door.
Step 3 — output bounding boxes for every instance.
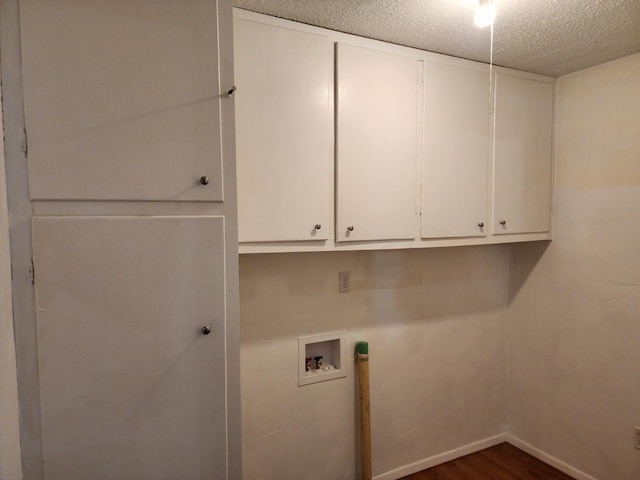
[336,43,419,242]
[234,18,333,242]
[19,0,223,201]
[422,61,490,238]
[32,216,228,480]
[493,73,554,234]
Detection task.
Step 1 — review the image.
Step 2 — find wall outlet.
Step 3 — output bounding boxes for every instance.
[339,271,351,293]
[635,426,640,450]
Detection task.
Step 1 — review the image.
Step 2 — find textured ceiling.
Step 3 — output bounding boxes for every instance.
[232,0,640,77]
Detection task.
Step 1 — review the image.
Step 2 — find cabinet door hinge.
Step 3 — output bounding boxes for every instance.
[21,128,28,157]
[28,259,35,286]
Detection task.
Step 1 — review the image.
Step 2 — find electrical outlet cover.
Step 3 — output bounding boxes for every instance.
[339,270,351,293]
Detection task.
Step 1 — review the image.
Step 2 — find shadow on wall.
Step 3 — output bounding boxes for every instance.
[239,245,511,342]
[508,240,551,305]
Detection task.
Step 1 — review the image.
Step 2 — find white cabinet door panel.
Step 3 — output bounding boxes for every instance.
[20,0,223,201]
[494,74,554,234]
[234,19,332,242]
[32,216,228,480]
[422,62,490,238]
[336,43,419,242]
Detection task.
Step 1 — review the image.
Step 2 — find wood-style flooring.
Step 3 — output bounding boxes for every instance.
[400,443,575,480]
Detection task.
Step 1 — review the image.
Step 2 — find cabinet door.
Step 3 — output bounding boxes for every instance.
[32,216,229,480]
[422,61,490,238]
[493,74,554,234]
[20,0,223,201]
[234,19,332,242]
[336,44,419,242]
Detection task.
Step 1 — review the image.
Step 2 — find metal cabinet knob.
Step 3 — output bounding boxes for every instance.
[347,226,354,232]
[201,326,212,335]
[200,176,209,185]
[314,224,322,230]
[227,86,237,96]
[499,220,507,226]
[478,222,485,228]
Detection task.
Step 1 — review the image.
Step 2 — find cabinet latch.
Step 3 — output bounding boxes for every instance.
[21,128,28,157]
[28,259,35,286]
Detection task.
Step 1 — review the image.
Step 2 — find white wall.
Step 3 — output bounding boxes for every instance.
[240,246,510,479]
[0,74,24,479]
[508,52,640,480]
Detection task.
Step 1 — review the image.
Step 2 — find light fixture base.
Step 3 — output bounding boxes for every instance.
[474,0,495,28]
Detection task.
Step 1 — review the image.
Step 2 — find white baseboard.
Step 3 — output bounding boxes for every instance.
[373,433,507,480]
[507,435,598,480]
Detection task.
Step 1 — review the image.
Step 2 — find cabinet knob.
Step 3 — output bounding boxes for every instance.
[201,326,212,335]
[314,224,322,230]
[347,226,354,232]
[499,220,507,226]
[227,85,237,96]
[478,222,484,228]
[200,176,209,185]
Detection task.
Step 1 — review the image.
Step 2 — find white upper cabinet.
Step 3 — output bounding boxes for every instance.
[493,73,554,234]
[422,61,490,239]
[20,0,224,201]
[336,43,419,242]
[234,18,333,242]
[232,11,555,252]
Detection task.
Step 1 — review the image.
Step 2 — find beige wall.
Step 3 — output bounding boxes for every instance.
[240,51,640,480]
[240,246,510,479]
[508,52,640,479]
[0,75,23,479]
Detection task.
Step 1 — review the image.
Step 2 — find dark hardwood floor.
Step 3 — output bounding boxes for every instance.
[400,443,575,480]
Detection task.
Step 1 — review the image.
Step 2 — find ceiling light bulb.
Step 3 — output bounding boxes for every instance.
[474,0,495,28]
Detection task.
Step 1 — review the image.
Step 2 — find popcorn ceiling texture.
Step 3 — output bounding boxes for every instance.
[233,0,640,77]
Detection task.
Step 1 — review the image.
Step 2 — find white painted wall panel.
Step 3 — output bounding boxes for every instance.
[239,247,510,479]
[20,0,223,201]
[508,52,640,480]
[234,18,333,242]
[32,216,228,480]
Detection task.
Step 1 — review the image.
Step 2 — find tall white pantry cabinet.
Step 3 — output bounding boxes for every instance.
[4,0,241,479]
[234,10,555,253]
